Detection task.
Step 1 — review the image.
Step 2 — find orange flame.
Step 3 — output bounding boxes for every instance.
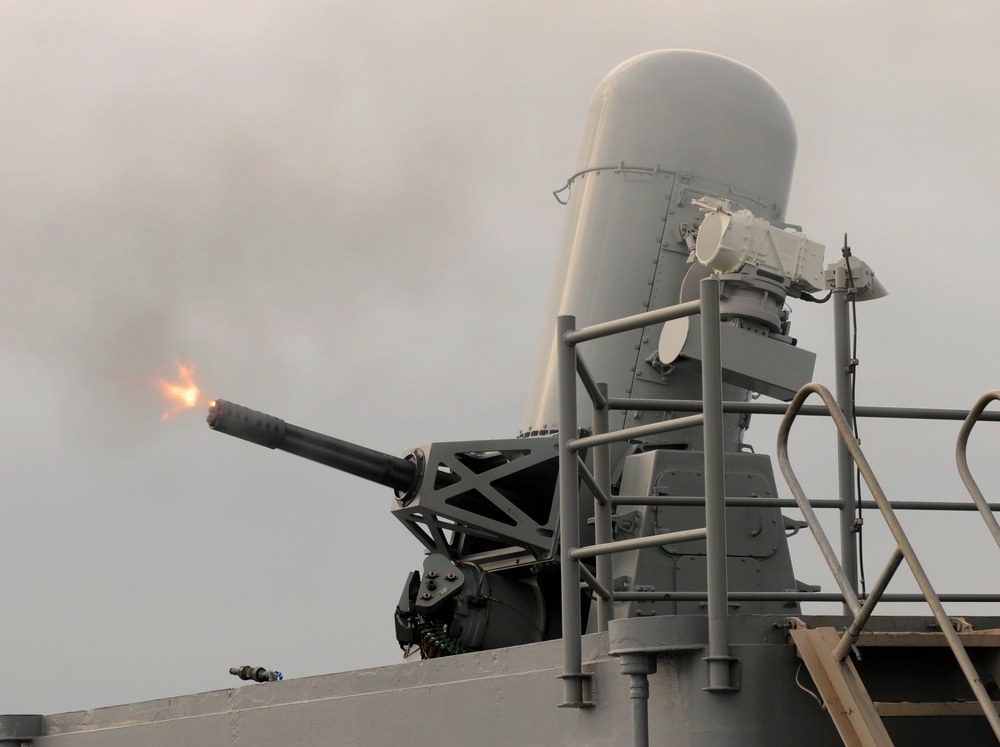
[157,362,201,419]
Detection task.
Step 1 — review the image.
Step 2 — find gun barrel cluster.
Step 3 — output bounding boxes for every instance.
[207,399,418,494]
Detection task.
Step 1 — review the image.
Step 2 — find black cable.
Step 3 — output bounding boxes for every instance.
[841,235,867,596]
[800,290,833,304]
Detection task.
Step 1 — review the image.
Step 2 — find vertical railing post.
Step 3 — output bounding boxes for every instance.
[557,314,588,707]
[593,382,614,632]
[699,277,733,691]
[833,288,859,607]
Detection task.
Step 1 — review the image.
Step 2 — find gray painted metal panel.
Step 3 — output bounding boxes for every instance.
[35,616,999,746]
[29,622,843,747]
[522,50,797,439]
[659,314,817,401]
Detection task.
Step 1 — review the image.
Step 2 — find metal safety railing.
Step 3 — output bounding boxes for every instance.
[777,383,1000,740]
[557,277,732,707]
[553,274,1000,720]
[957,390,1000,552]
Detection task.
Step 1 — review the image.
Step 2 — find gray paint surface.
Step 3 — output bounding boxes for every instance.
[522,50,796,438]
[27,615,1000,745]
[28,621,826,746]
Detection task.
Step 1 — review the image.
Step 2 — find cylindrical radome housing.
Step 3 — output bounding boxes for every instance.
[520,50,797,446]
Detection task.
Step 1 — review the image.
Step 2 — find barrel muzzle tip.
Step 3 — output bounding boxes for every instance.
[206,399,224,428]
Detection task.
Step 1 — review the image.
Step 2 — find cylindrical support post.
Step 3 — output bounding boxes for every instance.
[593,382,615,632]
[833,289,859,607]
[699,277,732,691]
[620,653,656,747]
[557,315,588,707]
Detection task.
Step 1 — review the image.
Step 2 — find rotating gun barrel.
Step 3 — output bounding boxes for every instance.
[207,399,419,495]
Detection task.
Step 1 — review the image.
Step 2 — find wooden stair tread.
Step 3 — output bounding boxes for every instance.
[874,700,1000,718]
[855,630,1000,647]
[790,626,895,745]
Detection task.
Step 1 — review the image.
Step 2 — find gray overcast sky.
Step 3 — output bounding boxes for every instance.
[3,1,1000,715]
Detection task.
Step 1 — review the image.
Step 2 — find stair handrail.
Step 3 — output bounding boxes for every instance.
[777,382,1000,740]
[956,389,1000,551]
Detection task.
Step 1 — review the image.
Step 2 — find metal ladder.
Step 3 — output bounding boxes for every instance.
[777,383,1000,745]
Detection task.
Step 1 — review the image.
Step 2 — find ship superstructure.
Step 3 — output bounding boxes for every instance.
[7,50,1000,747]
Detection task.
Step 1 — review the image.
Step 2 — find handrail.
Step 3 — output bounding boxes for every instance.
[564,300,701,345]
[607,397,1000,421]
[611,494,1000,511]
[777,382,1000,739]
[558,286,1000,724]
[614,591,1000,603]
[569,528,708,560]
[956,390,1000,551]
[556,277,734,705]
[776,385,861,616]
[568,414,704,450]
